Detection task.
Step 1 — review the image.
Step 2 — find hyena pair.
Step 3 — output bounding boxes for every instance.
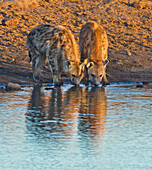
[27,21,109,86]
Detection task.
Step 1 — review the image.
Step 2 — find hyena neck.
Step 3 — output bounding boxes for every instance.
[61,30,80,63]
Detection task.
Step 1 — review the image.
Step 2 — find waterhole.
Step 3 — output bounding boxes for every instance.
[0,83,152,170]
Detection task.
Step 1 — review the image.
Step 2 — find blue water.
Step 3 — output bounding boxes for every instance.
[0,83,152,170]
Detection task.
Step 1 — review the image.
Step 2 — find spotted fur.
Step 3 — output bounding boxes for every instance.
[27,24,85,85]
[79,21,109,86]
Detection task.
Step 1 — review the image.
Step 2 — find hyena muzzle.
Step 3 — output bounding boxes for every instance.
[79,21,109,86]
[27,24,85,85]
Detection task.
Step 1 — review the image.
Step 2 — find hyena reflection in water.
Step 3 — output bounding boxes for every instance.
[26,85,47,133]
[26,86,107,138]
[27,24,85,85]
[79,21,109,86]
[47,86,83,135]
[79,87,107,138]
[26,85,83,136]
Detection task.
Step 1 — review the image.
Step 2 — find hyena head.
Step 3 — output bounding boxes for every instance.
[64,60,85,85]
[86,60,109,86]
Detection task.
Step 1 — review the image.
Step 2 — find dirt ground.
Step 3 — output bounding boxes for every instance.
[0,0,152,86]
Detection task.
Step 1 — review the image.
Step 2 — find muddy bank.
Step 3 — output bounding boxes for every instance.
[0,60,151,86]
[0,0,152,86]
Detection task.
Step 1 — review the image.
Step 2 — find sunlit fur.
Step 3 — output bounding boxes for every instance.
[79,21,109,86]
[27,24,85,85]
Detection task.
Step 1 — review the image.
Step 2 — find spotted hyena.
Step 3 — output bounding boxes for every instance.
[27,24,85,85]
[79,21,109,86]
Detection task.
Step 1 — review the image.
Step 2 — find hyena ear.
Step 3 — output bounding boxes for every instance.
[86,62,94,69]
[79,62,86,71]
[84,59,88,65]
[79,59,88,68]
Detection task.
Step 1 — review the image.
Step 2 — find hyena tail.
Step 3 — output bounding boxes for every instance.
[28,51,32,63]
[27,36,32,63]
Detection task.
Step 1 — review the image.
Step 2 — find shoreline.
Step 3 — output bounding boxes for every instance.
[0,61,151,87]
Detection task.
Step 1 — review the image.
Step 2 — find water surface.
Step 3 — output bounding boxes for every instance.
[0,83,152,170]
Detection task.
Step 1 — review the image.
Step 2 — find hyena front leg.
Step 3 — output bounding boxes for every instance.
[102,59,110,86]
[102,74,109,86]
[29,49,46,82]
[102,68,110,86]
[46,47,62,86]
[84,67,89,86]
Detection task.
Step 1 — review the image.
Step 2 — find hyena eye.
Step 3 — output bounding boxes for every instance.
[72,74,76,77]
[91,74,95,78]
[99,74,102,77]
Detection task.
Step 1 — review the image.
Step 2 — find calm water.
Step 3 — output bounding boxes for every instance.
[0,83,152,170]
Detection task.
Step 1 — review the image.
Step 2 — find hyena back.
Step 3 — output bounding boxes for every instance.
[79,21,109,86]
[27,24,85,85]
